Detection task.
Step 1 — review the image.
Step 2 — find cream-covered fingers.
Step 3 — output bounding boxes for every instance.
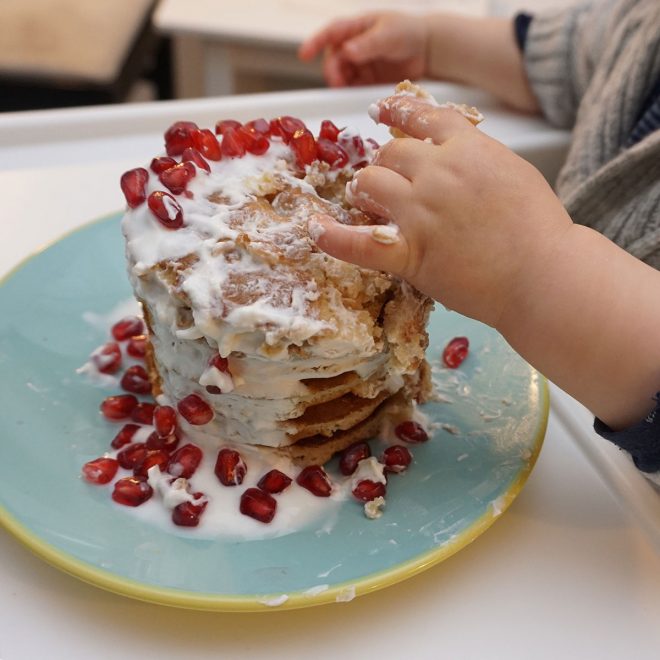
[345,165,412,220]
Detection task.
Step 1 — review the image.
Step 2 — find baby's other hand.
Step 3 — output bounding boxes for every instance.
[310,95,573,329]
[298,13,427,87]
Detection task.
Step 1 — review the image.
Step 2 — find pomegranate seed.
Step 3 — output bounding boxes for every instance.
[82,457,118,485]
[150,156,177,174]
[110,423,140,449]
[177,393,214,425]
[126,334,148,359]
[131,402,156,425]
[206,386,222,395]
[111,316,144,341]
[209,354,230,373]
[146,430,180,452]
[215,119,242,135]
[339,134,366,158]
[172,497,208,527]
[339,441,371,476]
[367,137,380,150]
[112,476,153,507]
[352,479,386,502]
[319,119,340,142]
[134,449,170,477]
[291,129,317,167]
[214,448,247,486]
[244,118,270,135]
[181,147,211,172]
[237,126,270,155]
[394,420,428,444]
[240,487,277,523]
[192,128,222,160]
[257,469,292,494]
[120,364,151,395]
[269,116,306,143]
[316,138,349,168]
[91,342,122,374]
[154,405,177,437]
[164,120,199,157]
[148,191,184,229]
[100,394,138,421]
[167,443,203,478]
[442,336,470,368]
[381,445,412,473]
[221,127,246,158]
[117,442,148,470]
[159,161,196,195]
[120,168,149,209]
[296,465,332,497]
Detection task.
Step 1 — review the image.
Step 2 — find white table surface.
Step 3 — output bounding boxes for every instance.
[0,85,659,660]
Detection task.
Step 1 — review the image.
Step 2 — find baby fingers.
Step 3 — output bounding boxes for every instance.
[345,165,412,221]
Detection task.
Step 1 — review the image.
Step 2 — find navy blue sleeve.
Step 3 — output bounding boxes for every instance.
[513,12,534,52]
[594,395,660,473]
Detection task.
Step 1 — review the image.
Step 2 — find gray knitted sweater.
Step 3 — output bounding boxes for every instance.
[523,0,660,266]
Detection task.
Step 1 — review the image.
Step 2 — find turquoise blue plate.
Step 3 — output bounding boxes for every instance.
[0,213,548,611]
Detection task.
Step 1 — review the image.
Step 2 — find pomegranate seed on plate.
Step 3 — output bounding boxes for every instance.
[164,120,199,156]
[177,393,214,425]
[181,147,211,172]
[214,448,247,486]
[192,128,222,160]
[338,441,371,476]
[100,394,138,421]
[244,118,270,135]
[150,156,177,174]
[442,336,469,368]
[112,476,153,506]
[134,449,170,477]
[120,365,151,395]
[240,487,276,523]
[221,128,246,158]
[257,469,292,494]
[91,342,122,374]
[82,457,118,485]
[126,335,147,359]
[111,316,144,341]
[316,139,349,168]
[154,404,177,437]
[290,129,317,167]
[352,479,386,502]
[215,119,242,135]
[319,119,340,142]
[148,191,184,229]
[394,420,428,444]
[296,465,332,497]
[159,161,196,195]
[117,442,148,470]
[172,497,208,527]
[131,402,156,425]
[146,430,180,452]
[381,445,412,473]
[120,168,149,208]
[167,443,203,479]
[110,423,140,449]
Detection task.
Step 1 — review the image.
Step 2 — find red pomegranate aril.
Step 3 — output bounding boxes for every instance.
[181,146,211,172]
[91,342,122,374]
[316,138,349,168]
[351,134,366,157]
[367,137,380,150]
[112,476,153,507]
[319,119,340,142]
[172,497,208,527]
[291,129,317,167]
[215,119,242,135]
[192,128,222,160]
[82,457,119,485]
[237,126,270,155]
[120,364,151,395]
[257,469,292,494]
[221,127,246,158]
[240,487,277,523]
[146,430,180,452]
[154,404,177,438]
[214,448,247,486]
[126,334,147,359]
[117,442,148,470]
[394,420,429,444]
[339,441,371,476]
[206,385,222,395]
[120,168,149,208]
[168,443,203,479]
[209,354,230,373]
[164,120,199,157]
[296,465,332,497]
[352,479,386,502]
[177,393,214,425]
[381,445,412,473]
[111,316,144,341]
[159,161,196,195]
[100,394,138,421]
[111,423,140,449]
[269,115,306,143]
[131,402,156,425]
[442,336,470,368]
[134,449,170,477]
[150,156,177,174]
[148,191,184,229]
[244,118,270,135]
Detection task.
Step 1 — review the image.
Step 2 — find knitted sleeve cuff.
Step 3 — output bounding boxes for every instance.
[594,396,660,473]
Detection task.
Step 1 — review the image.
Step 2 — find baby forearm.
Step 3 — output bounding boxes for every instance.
[425,14,540,114]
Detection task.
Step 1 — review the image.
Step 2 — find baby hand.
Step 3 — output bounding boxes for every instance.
[310,95,573,329]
